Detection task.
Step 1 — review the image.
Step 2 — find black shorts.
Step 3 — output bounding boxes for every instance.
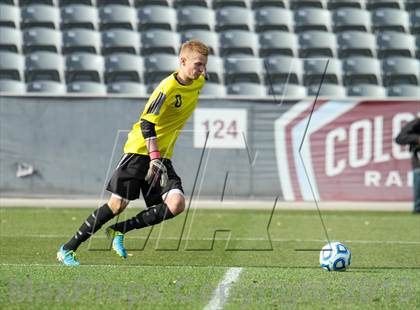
[106,153,183,207]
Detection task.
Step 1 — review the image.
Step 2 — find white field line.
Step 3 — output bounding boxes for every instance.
[203,267,242,310]
[1,234,419,245]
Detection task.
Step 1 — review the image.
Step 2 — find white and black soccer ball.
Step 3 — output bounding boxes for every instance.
[319,242,351,272]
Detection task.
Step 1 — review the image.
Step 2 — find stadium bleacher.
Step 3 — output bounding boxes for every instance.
[0,0,418,97]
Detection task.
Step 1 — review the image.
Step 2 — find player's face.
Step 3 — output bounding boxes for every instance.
[180,52,207,82]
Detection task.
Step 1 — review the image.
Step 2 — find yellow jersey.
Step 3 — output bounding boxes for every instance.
[124,72,205,159]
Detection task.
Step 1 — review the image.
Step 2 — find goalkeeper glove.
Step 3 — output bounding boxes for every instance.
[145,152,168,188]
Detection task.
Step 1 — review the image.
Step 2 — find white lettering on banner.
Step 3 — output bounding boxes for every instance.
[365,170,412,187]
[325,113,417,177]
[365,171,381,187]
[325,127,346,177]
[349,119,372,168]
[392,113,414,160]
[373,116,391,163]
[193,108,247,149]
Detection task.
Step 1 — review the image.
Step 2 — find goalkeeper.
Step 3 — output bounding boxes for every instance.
[57,40,209,266]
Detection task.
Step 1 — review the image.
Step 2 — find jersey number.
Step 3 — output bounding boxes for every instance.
[175,95,182,108]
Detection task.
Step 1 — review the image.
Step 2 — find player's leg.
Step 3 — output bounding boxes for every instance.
[57,201,121,266]
[104,194,131,258]
[107,160,184,235]
[57,153,139,265]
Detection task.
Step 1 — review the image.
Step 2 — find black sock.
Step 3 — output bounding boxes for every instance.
[110,203,174,234]
[63,204,115,251]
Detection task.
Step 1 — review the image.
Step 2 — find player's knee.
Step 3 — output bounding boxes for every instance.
[108,195,129,215]
[167,198,185,216]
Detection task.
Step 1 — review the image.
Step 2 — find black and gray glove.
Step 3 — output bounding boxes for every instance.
[145,158,168,187]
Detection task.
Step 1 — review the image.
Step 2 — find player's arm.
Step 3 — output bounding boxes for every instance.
[140,118,168,187]
[140,119,160,159]
[395,119,420,146]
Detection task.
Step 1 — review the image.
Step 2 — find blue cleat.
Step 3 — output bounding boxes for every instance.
[57,245,80,266]
[106,227,127,259]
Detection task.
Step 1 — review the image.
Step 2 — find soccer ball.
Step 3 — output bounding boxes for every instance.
[319,241,351,272]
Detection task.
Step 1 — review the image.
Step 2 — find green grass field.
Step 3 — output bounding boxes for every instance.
[0,206,419,309]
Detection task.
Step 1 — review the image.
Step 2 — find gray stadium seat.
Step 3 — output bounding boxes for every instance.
[259,31,299,57]
[21,5,60,29]
[303,58,342,85]
[252,0,287,8]
[255,7,293,32]
[107,82,147,95]
[0,27,22,53]
[382,57,420,86]
[67,81,107,94]
[337,31,376,58]
[200,82,226,97]
[0,51,24,81]
[62,29,101,54]
[264,56,303,85]
[97,0,133,5]
[219,30,259,56]
[65,53,104,83]
[215,7,254,31]
[377,31,416,58]
[206,55,223,83]
[135,0,172,6]
[226,82,267,96]
[328,0,365,9]
[372,8,410,33]
[25,52,64,82]
[177,6,215,31]
[0,80,26,93]
[366,0,404,10]
[19,0,57,5]
[141,30,180,55]
[290,0,327,9]
[99,5,138,30]
[0,0,16,5]
[410,10,420,34]
[406,0,420,10]
[347,84,387,97]
[144,53,178,84]
[173,0,210,8]
[0,4,20,28]
[294,8,332,32]
[267,83,307,98]
[332,8,371,32]
[342,56,382,85]
[224,56,264,84]
[387,85,420,97]
[59,0,95,6]
[298,30,337,58]
[104,53,143,83]
[213,0,251,8]
[23,27,61,54]
[102,29,140,55]
[61,5,99,30]
[182,30,219,55]
[27,81,66,94]
[138,5,176,31]
[307,83,346,97]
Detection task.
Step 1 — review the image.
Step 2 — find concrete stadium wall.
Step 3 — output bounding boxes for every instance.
[0,95,286,199]
[0,96,417,201]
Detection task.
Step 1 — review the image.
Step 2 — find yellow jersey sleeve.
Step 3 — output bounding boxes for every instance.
[141,80,173,125]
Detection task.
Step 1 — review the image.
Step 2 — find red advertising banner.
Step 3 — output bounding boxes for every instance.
[275,100,420,201]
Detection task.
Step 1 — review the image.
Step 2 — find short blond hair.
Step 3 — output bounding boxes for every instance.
[180,40,209,57]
